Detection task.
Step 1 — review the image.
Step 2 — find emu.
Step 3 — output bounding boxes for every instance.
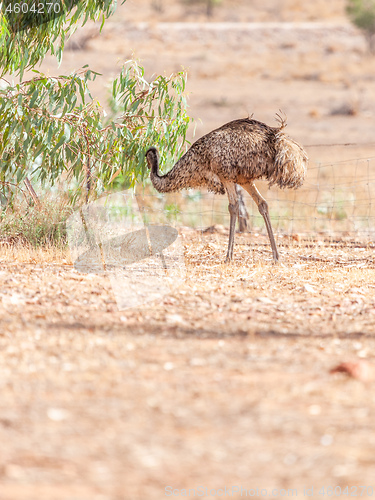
[146,116,308,262]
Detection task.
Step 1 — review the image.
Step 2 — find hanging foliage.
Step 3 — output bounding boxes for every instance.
[0,61,191,203]
[0,0,192,206]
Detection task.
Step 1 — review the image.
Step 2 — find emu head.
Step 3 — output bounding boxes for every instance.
[145,147,159,170]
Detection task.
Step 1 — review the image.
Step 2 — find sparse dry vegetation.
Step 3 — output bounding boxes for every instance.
[2,0,375,498]
[1,233,375,499]
[0,199,70,248]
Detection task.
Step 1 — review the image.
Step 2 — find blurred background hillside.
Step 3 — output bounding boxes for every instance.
[112,0,347,22]
[36,0,375,164]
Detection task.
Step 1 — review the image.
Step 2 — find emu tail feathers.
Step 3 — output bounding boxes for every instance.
[269,132,308,189]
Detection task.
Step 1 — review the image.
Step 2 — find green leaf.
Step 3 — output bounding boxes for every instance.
[0,60,191,206]
[50,130,66,155]
[29,89,39,108]
[64,123,71,142]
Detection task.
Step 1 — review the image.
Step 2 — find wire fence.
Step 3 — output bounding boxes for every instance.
[134,151,375,241]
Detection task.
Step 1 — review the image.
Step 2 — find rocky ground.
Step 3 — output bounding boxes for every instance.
[1,235,375,499]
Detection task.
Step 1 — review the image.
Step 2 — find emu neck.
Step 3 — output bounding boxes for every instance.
[150,155,171,193]
[150,153,187,193]
[150,156,160,178]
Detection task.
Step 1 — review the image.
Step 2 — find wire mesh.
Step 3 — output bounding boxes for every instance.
[135,156,375,240]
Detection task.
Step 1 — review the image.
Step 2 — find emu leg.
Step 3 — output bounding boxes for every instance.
[224,183,239,262]
[235,184,249,232]
[242,182,279,262]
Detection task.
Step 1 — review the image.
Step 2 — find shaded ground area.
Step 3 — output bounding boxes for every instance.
[0,234,375,499]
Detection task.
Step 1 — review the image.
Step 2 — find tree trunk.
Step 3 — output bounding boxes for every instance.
[24,177,41,207]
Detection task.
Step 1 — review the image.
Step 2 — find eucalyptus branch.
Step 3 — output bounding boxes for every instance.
[0,180,28,200]
[0,63,191,203]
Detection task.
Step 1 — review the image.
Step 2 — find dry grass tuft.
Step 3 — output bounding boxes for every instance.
[0,243,70,264]
[0,198,71,249]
